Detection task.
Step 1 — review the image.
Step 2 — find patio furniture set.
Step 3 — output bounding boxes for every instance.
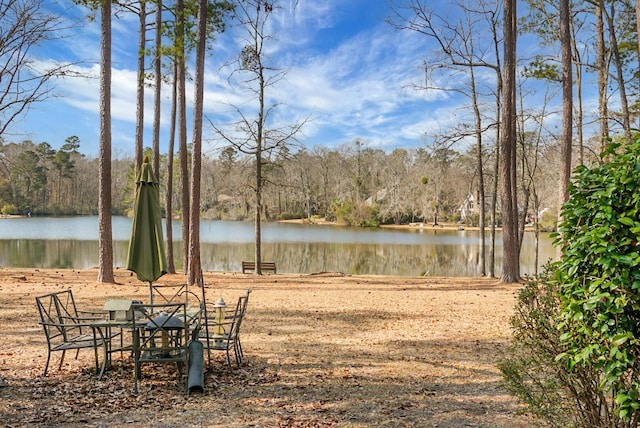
[35,285,251,393]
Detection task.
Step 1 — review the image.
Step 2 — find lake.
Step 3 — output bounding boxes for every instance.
[0,216,556,276]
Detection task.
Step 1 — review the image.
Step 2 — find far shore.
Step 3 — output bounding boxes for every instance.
[1,213,537,233]
[279,217,489,231]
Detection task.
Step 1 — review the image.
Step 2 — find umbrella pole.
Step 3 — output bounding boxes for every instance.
[149,281,154,307]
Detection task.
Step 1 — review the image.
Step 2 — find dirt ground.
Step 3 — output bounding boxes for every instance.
[0,267,536,427]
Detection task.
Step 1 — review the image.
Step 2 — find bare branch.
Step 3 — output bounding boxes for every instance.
[0,0,80,137]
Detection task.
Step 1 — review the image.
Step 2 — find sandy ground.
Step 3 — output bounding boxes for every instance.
[0,268,535,427]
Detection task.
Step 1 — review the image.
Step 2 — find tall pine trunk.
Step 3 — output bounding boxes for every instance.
[187,0,207,286]
[98,0,114,283]
[499,0,519,283]
[176,0,189,273]
[134,0,146,174]
[557,0,573,259]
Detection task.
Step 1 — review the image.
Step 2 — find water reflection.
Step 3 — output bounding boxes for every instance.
[0,237,556,277]
[0,216,556,276]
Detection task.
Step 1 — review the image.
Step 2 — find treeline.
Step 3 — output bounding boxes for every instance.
[0,135,567,228]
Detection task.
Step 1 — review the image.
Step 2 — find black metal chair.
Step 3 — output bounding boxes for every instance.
[233,289,251,364]
[131,302,189,393]
[201,290,250,372]
[35,290,113,379]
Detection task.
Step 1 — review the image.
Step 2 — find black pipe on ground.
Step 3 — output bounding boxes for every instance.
[187,340,204,394]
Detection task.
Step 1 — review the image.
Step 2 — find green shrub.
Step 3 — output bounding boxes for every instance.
[277,212,302,221]
[1,204,18,215]
[553,138,640,424]
[502,137,640,427]
[499,267,609,427]
[538,209,558,232]
[466,213,479,227]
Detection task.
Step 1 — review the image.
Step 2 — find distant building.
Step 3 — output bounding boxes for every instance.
[459,192,495,221]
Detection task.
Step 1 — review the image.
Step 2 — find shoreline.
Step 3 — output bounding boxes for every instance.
[279,217,488,231]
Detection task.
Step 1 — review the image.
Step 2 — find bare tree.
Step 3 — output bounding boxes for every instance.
[602,1,632,142]
[517,85,554,277]
[211,0,307,274]
[387,0,503,276]
[0,0,78,138]
[595,0,610,152]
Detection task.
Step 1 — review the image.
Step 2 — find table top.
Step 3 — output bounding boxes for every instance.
[91,306,202,329]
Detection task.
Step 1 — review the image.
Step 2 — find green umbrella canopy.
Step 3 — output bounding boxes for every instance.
[126,158,167,285]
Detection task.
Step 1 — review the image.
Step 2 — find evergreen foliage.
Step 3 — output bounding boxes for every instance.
[501,135,640,426]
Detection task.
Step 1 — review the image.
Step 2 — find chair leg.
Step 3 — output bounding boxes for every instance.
[236,339,244,364]
[225,348,233,373]
[133,328,141,393]
[134,361,140,394]
[43,351,52,376]
[234,345,241,368]
[95,332,109,381]
[58,350,67,370]
[93,341,100,375]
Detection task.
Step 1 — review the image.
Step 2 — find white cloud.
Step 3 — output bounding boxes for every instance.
[15,0,480,156]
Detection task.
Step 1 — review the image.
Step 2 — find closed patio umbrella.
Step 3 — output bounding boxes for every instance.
[126,157,167,304]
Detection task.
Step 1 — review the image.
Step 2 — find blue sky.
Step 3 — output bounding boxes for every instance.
[10,0,494,158]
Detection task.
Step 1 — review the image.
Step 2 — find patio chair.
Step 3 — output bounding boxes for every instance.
[201,292,249,372]
[232,289,251,364]
[132,302,189,393]
[35,290,113,378]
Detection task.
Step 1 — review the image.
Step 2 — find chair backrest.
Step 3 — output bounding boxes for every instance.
[225,298,244,340]
[234,291,251,336]
[54,290,81,322]
[132,302,189,360]
[152,284,202,310]
[35,290,78,343]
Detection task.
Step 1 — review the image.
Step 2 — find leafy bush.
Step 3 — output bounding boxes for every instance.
[553,139,640,424]
[466,213,479,227]
[277,212,303,221]
[538,208,558,232]
[1,204,18,215]
[499,270,568,425]
[501,137,640,427]
[499,267,613,427]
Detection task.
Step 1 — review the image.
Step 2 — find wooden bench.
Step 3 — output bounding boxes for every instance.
[241,261,277,274]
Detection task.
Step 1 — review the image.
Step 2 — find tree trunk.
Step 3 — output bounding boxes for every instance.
[255,152,262,275]
[187,0,207,286]
[489,141,499,278]
[97,0,114,284]
[152,0,161,175]
[165,60,177,274]
[469,59,485,276]
[499,0,519,283]
[134,0,145,175]
[636,0,640,130]
[596,2,609,152]
[604,3,631,142]
[571,17,584,166]
[489,20,502,279]
[177,0,189,273]
[557,0,573,253]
